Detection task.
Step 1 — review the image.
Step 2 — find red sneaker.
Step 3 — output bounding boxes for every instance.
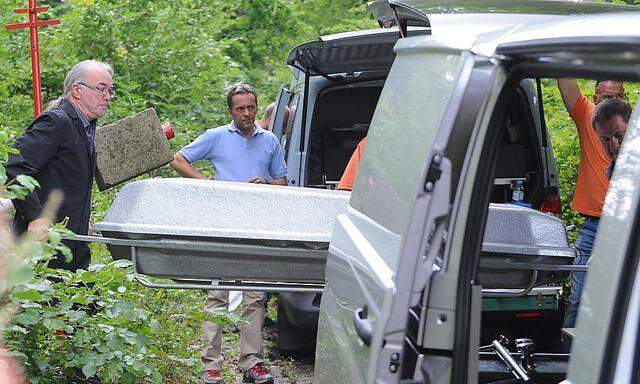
[242,364,273,384]
[203,369,223,383]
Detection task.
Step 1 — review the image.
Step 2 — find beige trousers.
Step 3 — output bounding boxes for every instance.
[201,290,264,371]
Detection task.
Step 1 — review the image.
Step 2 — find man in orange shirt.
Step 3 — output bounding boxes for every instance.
[337,137,367,191]
[557,78,625,328]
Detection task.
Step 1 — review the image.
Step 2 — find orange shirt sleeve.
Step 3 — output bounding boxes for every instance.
[337,137,367,191]
[569,94,611,216]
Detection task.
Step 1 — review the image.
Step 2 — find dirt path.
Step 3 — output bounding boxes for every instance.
[217,300,315,384]
[218,325,315,384]
[263,325,314,384]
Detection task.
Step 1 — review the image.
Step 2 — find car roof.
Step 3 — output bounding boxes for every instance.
[475,12,640,56]
[394,12,640,60]
[369,0,640,28]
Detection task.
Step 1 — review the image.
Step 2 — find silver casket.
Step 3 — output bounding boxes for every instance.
[480,203,575,289]
[94,178,350,284]
[94,179,574,290]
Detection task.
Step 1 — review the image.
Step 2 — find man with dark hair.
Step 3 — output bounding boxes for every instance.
[592,98,632,178]
[6,60,114,271]
[171,82,284,384]
[556,78,625,328]
[558,78,625,328]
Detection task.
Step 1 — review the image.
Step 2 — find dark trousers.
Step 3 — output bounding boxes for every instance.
[48,244,91,272]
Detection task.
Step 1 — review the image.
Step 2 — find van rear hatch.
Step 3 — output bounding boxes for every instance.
[287,28,427,76]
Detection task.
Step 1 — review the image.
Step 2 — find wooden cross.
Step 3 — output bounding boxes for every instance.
[6,0,60,117]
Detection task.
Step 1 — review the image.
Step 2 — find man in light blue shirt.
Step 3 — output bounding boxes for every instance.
[171,83,285,384]
[171,88,287,185]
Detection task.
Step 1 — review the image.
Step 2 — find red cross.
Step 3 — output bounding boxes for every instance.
[6,0,60,117]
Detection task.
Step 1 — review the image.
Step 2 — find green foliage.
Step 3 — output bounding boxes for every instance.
[6,260,161,383]
[4,245,243,383]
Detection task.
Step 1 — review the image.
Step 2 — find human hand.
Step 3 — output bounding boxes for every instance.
[27,218,51,239]
[248,176,268,184]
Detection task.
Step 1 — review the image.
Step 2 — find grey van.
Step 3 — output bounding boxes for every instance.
[270,13,565,357]
[88,0,640,383]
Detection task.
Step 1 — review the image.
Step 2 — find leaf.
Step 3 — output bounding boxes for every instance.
[82,361,97,379]
[148,319,159,333]
[11,289,43,301]
[42,318,66,331]
[6,184,29,199]
[13,311,40,326]
[113,259,133,269]
[67,310,87,322]
[8,263,34,286]
[2,324,27,334]
[48,230,62,246]
[16,174,40,190]
[59,245,73,263]
[24,281,52,291]
[0,165,7,184]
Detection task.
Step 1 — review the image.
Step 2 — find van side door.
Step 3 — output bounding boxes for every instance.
[314,39,495,382]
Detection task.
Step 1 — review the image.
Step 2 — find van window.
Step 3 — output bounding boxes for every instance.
[282,92,299,161]
[350,50,467,238]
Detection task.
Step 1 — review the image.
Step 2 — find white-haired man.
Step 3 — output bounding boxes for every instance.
[6,59,114,271]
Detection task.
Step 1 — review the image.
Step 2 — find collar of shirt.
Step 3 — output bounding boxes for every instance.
[67,99,92,129]
[66,99,97,153]
[226,121,265,137]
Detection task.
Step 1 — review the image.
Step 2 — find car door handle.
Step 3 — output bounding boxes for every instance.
[353,306,372,346]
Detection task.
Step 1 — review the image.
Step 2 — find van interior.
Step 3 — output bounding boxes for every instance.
[303,79,557,212]
[305,81,383,188]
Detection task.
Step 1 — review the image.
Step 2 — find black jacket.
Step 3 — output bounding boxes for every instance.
[6,99,96,269]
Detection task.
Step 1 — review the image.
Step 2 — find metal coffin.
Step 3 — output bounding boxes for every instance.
[479,203,575,289]
[93,179,350,284]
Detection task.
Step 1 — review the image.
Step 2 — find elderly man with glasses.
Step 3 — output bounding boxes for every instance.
[6,59,114,271]
[171,82,285,384]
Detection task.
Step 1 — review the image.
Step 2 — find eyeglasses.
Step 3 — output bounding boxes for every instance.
[78,82,115,97]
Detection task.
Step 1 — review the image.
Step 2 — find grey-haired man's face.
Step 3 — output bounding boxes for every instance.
[71,66,113,120]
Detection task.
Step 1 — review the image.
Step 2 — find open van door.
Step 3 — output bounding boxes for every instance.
[269,86,292,140]
[313,30,495,383]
